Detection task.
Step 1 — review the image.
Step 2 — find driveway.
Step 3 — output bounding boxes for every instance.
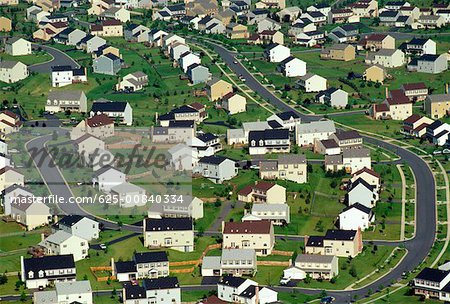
[28,44,79,73]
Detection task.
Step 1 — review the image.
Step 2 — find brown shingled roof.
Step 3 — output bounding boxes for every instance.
[86,114,114,128]
[352,167,380,178]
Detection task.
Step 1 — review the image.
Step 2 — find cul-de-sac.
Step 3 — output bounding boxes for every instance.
[0,0,449,303]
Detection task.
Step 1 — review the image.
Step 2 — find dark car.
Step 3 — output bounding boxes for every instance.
[321,296,335,304]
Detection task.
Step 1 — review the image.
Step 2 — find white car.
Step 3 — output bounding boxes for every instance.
[280,277,291,285]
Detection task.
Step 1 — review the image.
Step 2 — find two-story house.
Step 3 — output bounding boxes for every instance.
[238,181,286,204]
[259,154,307,184]
[143,217,194,252]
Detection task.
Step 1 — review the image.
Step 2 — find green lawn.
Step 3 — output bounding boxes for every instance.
[0,50,52,66]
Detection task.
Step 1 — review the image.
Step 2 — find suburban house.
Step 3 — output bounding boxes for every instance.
[100,7,130,22]
[320,44,355,61]
[113,251,169,281]
[73,133,105,158]
[71,113,114,140]
[408,54,448,74]
[294,254,339,280]
[267,111,301,131]
[9,196,51,231]
[222,220,275,256]
[248,128,290,155]
[314,139,341,155]
[110,182,147,208]
[305,229,363,257]
[179,52,200,73]
[90,99,133,126]
[206,78,233,101]
[194,155,237,183]
[93,53,122,75]
[188,132,222,158]
[296,73,327,92]
[370,90,413,120]
[54,28,87,45]
[5,37,32,56]
[90,19,123,36]
[257,17,281,32]
[347,178,378,208]
[0,110,22,136]
[143,217,194,252]
[259,154,307,183]
[46,90,87,113]
[339,203,375,231]
[51,65,87,87]
[3,185,33,216]
[425,93,450,119]
[39,230,89,261]
[92,165,126,193]
[363,65,386,83]
[116,71,148,91]
[401,38,436,55]
[325,147,371,174]
[170,43,190,61]
[0,16,12,31]
[0,60,28,83]
[221,92,246,114]
[158,104,207,126]
[92,44,121,59]
[151,120,196,143]
[238,181,286,204]
[124,24,150,42]
[358,33,395,51]
[264,43,291,62]
[202,249,257,277]
[277,56,306,77]
[122,277,181,304]
[426,120,450,146]
[33,281,93,304]
[244,203,290,225]
[187,63,211,85]
[21,254,76,289]
[400,82,428,101]
[53,215,99,241]
[413,268,450,301]
[296,120,336,146]
[350,167,381,191]
[329,24,359,43]
[225,23,249,39]
[0,166,24,192]
[315,87,348,108]
[402,114,434,137]
[365,49,405,68]
[76,34,106,53]
[217,276,258,303]
[329,130,363,151]
[148,196,204,220]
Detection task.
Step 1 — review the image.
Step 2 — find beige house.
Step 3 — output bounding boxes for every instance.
[222,92,246,114]
[358,33,395,51]
[10,197,51,230]
[225,23,249,39]
[305,229,363,258]
[206,78,233,101]
[92,45,121,59]
[0,17,12,32]
[88,0,114,15]
[46,90,88,113]
[100,7,130,23]
[0,60,28,83]
[238,181,286,204]
[425,94,450,119]
[0,166,24,192]
[73,134,105,156]
[371,90,413,120]
[320,44,355,61]
[90,19,123,37]
[350,167,381,191]
[256,0,286,9]
[222,220,275,256]
[0,0,18,5]
[5,37,32,56]
[294,254,339,280]
[259,154,307,183]
[0,110,22,136]
[71,114,114,140]
[365,49,405,68]
[363,65,386,83]
[143,218,194,252]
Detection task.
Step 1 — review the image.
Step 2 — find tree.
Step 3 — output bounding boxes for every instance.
[20,290,27,302]
[0,273,7,285]
[349,264,358,277]
[15,280,22,290]
[304,273,312,284]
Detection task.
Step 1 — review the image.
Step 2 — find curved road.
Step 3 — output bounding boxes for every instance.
[209,42,437,302]
[29,44,80,73]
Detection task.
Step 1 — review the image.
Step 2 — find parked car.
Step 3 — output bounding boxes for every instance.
[321,297,335,304]
[280,277,291,285]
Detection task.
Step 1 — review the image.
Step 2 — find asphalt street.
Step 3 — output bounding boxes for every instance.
[28,44,79,73]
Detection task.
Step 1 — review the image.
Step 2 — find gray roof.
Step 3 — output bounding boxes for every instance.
[427,94,450,103]
[34,291,57,304]
[130,71,147,78]
[242,121,271,132]
[252,203,289,213]
[325,154,343,165]
[0,60,22,69]
[375,48,400,57]
[260,160,278,172]
[296,120,336,134]
[278,154,306,164]
[6,37,27,44]
[343,147,370,158]
[222,248,256,261]
[48,90,84,101]
[41,230,73,245]
[295,254,335,264]
[202,256,221,269]
[55,280,92,295]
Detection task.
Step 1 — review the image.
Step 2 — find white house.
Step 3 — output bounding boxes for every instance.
[53,215,100,241]
[179,51,201,72]
[264,43,291,62]
[5,37,32,56]
[90,99,133,126]
[267,111,301,131]
[34,280,93,304]
[51,66,87,87]
[39,230,89,261]
[297,73,327,92]
[339,203,375,231]
[92,165,126,192]
[347,177,378,208]
[194,155,237,184]
[21,255,76,289]
[111,182,147,208]
[122,277,181,304]
[316,87,348,108]
[143,217,194,252]
[278,56,306,77]
[217,276,258,303]
[296,120,336,146]
[0,60,29,83]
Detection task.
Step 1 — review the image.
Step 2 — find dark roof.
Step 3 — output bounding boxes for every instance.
[51,65,74,72]
[267,120,283,129]
[306,235,324,247]
[418,54,441,62]
[197,133,218,143]
[416,268,450,282]
[308,11,325,18]
[402,82,426,91]
[239,285,257,299]
[325,229,357,241]
[248,129,289,143]
[223,220,272,234]
[168,120,195,128]
[218,275,247,287]
[57,215,84,227]
[276,111,300,121]
[199,155,231,165]
[91,101,127,112]
[428,120,443,131]
[340,24,357,31]
[172,105,198,114]
[380,10,398,17]
[143,277,179,290]
[334,130,361,140]
[408,38,429,46]
[144,217,192,231]
[342,202,372,215]
[86,114,114,127]
[115,261,136,273]
[124,285,146,299]
[104,53,121,61]
[321,139,339,149]
[134,251,168,264]
[23,255,75,279]
[252,9,268,15]
[349,177,376,192]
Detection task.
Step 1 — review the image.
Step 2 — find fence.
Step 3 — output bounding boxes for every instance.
[90,266,115,282]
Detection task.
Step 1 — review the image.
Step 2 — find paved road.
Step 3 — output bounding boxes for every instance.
[211,42,437,302]
[28,44,79,73]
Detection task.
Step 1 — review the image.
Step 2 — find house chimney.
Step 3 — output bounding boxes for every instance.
[304,235,309,252]
[111,258,115,276]
[446,83,449,94]
[41,233,46,241]
[221,221,225,233]
[365,51,368,58]
[385,87,389,99]
[255,286,260,304]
